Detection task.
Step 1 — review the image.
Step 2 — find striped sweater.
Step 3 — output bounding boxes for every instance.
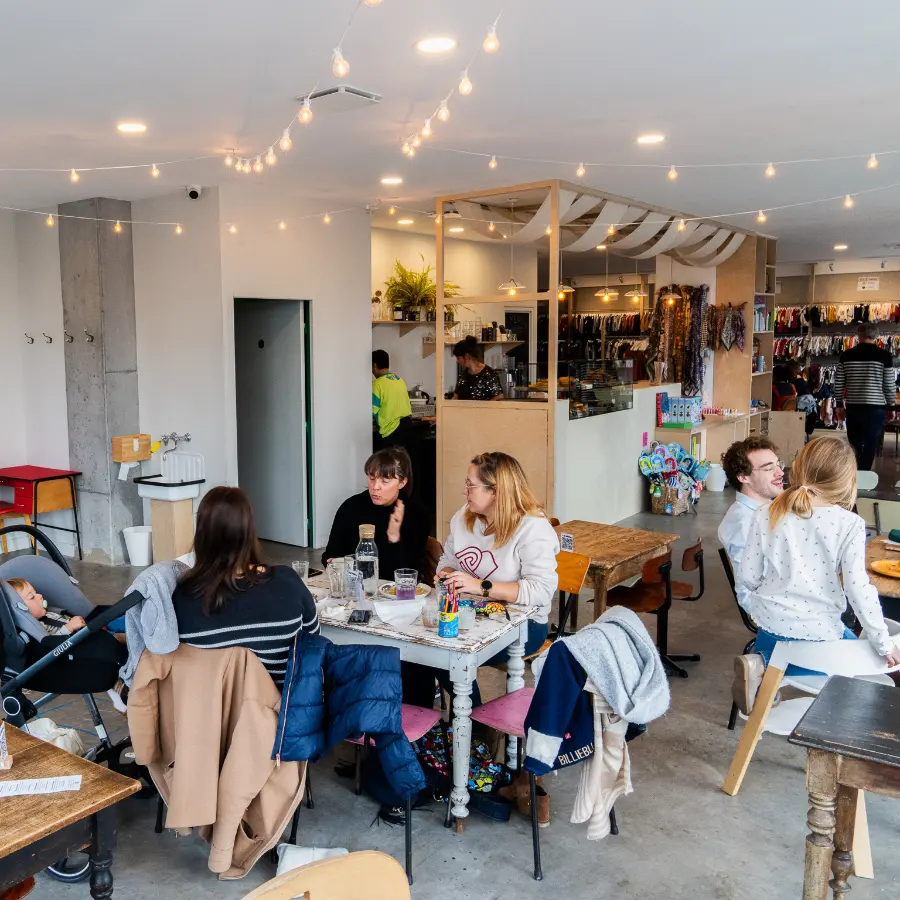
[834,342,894,407]
[172,566,319,686]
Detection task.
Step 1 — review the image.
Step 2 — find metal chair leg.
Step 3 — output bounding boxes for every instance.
[405,794,413,886]
[289,806,301,845]
[304,764,314,810]
[354,744,362,796]
[154,796,165,834]
[529,773,543,881]
[727,701,739,731]
[609,806,619,836]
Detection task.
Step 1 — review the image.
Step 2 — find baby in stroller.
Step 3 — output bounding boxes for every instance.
[7,577,87,635]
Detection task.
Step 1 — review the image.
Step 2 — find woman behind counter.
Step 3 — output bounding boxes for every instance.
[451,336,504,400]
[322,447,428,576]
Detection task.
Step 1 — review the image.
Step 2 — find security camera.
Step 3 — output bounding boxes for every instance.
[185,186,202,200]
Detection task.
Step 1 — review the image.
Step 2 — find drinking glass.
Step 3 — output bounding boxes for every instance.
[394,568,418,601]
[421,598,439,629]
[291,560,309,581]
[327,558,347,599]
[458,600,476,631]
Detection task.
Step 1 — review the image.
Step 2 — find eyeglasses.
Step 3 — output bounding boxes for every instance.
[464,480,491,493]
[753,461,785,473]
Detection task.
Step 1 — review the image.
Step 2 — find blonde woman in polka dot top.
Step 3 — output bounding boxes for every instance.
[738,437,900,670]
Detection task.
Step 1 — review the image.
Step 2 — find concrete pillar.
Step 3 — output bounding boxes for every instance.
[58,199,141,565]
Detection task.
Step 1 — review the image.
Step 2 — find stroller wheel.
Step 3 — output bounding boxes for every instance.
[46,854,91,883]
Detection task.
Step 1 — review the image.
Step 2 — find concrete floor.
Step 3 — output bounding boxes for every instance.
[13,486,900,900]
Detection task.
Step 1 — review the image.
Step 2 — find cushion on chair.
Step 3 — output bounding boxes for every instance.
[469,687,534,738]
[344,703,443,746]
[606,582,667,614]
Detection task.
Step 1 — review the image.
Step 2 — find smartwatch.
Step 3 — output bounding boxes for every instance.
[481,579,493,598]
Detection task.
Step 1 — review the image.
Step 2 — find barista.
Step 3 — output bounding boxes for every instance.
[451,336,504,400]
[372,349,413,449]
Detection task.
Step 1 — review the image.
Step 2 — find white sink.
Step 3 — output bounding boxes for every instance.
[135,451,206,502]
[136,480,203,502]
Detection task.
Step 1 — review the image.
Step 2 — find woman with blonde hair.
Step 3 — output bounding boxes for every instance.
[738,437,900,669]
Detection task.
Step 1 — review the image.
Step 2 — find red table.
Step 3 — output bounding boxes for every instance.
[0,465,82,559]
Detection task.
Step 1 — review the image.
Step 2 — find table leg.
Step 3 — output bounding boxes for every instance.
[69,476,83,560]
[505,623,527,769]
[592,569,609,623]
[89,808,116,900]
[450,675,474,833]
[831,785,857,899]
[803,750,838,900]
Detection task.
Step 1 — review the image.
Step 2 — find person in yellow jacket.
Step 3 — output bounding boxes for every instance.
[372,349,412,448]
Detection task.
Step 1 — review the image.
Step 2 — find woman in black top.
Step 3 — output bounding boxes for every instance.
[322,447,428,577]
[451,336,504,400]
[173,486,318,687]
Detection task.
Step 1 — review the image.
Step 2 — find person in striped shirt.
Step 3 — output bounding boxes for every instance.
[172,486,318,686]
[834,321,896,470]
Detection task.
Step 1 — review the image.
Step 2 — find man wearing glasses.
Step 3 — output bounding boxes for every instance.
[718,437,785,612]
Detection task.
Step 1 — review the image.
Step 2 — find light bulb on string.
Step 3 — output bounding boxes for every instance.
[765,162,775,178]
[483,24,499,53]
[576,163,585,178]
[332,48,349,78]
[607,224,616,236]
[422,119,432,138]
[407,146,416,158]
[266,147,277,166]
[677,218,686,231]
[868,153,878,169]
[437,101,450,122]
[401,142,411,156]
[412,133,422,148]
[757,210,767,223]
[489,155,497,169]
[243,161,252,174]
[667,165,678,181]
[544,225,551,236]
[253,156,264,173]
[488,221,495,232]
[113,220,123,234]
[46,214,54,228]
[229,224,238,234]
[280,129,293,151]
[224,154,234,168]
[458,71,473,95]
[69,169,80,183]
[298,99,313,125]
[279,221,286,231]
[388,206,396,216]
[323,213,331,224]
[175,224,183,235]
[150,164,160,179]
[363,0,381,5]
[844,194,855,209]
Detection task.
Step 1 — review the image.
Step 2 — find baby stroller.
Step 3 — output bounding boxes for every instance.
[0,524,146,883]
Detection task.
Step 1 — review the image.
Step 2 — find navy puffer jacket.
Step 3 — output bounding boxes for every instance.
[273,631,425,800]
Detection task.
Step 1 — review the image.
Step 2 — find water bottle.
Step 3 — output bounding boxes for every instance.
[355,524,379,600]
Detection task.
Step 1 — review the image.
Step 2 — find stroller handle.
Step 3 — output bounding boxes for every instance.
[0,590,144,699]
[0,525,73,577]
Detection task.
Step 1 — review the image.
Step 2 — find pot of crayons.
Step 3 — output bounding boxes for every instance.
[437,579,460,638]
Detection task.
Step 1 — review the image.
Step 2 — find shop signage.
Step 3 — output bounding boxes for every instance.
[858,276,880,291]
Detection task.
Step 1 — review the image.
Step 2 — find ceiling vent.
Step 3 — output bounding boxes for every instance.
[294,85,382,114]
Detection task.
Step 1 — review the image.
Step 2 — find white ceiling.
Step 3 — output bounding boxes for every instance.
[2,0,899,263]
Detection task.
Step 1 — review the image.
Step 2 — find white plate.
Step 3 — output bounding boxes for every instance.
[379,582,432,599]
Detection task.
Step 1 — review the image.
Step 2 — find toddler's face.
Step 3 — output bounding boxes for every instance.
[14,582,47,618]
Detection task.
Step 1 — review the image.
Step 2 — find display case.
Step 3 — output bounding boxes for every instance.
[566,359,634,419]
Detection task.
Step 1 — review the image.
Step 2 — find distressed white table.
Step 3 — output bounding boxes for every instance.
[315,588,533,830]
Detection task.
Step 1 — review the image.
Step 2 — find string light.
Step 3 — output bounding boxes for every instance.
[229,224,238,234]
[437,101,450,122]
[299,99,313,125]
[113,220,122,233]
[421,119,432,138]
[45,214,54,227]
[757,210,767,223]
[224,154,234,168]
[407,146,416,158]
[483,24,500,53]
[388,206,396,216]
[458,71,473,96]
[253,156,264,173]
[175,224,183,235]
[844,194,854,209]
[242,160,252,174]
[364,0,381,5]
[489,155,497,169]
[412,134,422,148]
[69,169,79,183]
[323,213,331,224]
[265,147,277,166]
[401,142,411,156]
[607,224,616,235]
[435,214,442,224]
[667,165,678,181]
[332,48,350,78]
[765,162,775,178]
[545,225,551,236]
[576,163,585,178]
[150,164,160,179]
[280,129,293,151]
[279,221,287,230]
[488,221,495,232]
[868,153,878,169]
[677,218,686,231]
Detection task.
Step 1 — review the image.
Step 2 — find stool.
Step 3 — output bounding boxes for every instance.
[0,508,35,555]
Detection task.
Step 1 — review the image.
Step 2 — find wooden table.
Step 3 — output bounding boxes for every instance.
[789,676,900,900]
[0,465,83,559]
[554,520,680,622]
[312,578,531,831]
[0,725,140,898]
[864,536,900,622]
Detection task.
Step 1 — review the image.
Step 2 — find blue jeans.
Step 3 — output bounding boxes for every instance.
[753,627,856,677]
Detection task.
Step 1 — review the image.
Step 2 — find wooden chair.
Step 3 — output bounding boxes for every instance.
[0,511,35,556]
[718,548,759,730]
[551,550,592,641]
[421,536,442,588]
[606,541,704,679]
[241,850,410,900]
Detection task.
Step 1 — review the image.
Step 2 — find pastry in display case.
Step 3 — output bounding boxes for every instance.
[565,360,634,419]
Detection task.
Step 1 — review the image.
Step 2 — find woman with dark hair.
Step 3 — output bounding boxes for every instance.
[322,447,428,575]
[172,486,318,686]
[451,335,504,400]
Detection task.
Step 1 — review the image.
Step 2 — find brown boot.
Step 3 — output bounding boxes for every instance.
[516,778,550,829]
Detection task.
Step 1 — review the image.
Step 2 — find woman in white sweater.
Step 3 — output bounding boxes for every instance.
[439,451,560,664]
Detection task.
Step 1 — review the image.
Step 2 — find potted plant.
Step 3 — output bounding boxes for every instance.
[384,254,460,321]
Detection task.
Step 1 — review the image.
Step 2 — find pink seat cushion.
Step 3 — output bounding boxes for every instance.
[469,688,535,738]
[345,703,443,746]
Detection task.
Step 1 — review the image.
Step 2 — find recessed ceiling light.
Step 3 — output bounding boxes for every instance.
[415,36,457,54]
[636,134,665,145]
[398,219,414,225]
[381,176,403,185]
[117,122,147,134]
[448,226,464,233]
[834,244,848,251]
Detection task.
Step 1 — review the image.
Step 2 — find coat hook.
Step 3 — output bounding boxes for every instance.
[24,333,34,344]
[84,329,94,343]
[64,331,74,343]
[43,332,52,344]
